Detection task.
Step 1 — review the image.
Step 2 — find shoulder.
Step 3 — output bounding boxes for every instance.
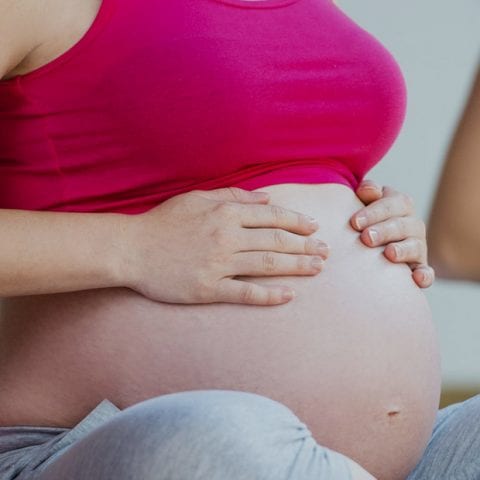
[0,0,46,80]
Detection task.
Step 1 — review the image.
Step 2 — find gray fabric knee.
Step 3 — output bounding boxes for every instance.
[407,394,480,479]
[35,390,353,480]
[116,389,353,480]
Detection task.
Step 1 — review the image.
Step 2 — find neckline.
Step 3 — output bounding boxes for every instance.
[211,0,302,9]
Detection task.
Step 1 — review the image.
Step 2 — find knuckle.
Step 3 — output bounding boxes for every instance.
[226,186,244,202]
[411,236,422,249]
[383,219,398,238]
[305,237,317,254]
[273,229,288,250]
[270,205,286,224]
[384,200,395,217]
[214,252,231,268]
[240,283,257,304]
[212,201,237,220]
[374,202,391,221]
[210,227,230,247]
[262,252,276,273]
[296,255,310,271]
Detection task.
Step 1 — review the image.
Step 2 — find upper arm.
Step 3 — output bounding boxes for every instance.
[0,0,43,79]
[427,66,480,279]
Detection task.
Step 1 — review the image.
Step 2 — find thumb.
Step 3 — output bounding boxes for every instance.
[356,179,383,205]
[193,187,270,204]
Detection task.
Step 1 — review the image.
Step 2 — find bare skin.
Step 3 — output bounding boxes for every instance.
[427,65,480,281]
[0,1,440,479]
[0,184,441,480]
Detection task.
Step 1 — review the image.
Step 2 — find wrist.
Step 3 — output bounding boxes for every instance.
[104,212,141,290]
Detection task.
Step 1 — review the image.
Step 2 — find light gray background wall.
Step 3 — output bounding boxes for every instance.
[337,0,480,387]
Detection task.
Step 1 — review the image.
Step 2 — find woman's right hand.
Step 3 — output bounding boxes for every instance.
[121,187,330,306]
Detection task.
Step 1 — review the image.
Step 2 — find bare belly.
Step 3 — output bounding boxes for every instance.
[0,184,441,480]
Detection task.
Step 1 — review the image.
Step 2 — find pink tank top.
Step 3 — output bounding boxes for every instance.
[0,0,407,213]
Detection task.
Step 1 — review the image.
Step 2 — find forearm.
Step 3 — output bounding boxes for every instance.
[427,65,480,280]
[0,208,131,297]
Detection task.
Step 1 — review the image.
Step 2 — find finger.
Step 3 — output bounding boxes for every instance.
[214,279,295,305]
[239,229,330,258]
[360,217,425,247]
[355,179,383,205]
[232,251,325,277]
[193,187,270,204]
[351,189,415,230]
[383,238,428,265]
[412,265,435,289]
[237,203,319,235]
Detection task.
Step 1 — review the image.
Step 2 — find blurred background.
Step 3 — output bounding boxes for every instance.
[337,0,480,406]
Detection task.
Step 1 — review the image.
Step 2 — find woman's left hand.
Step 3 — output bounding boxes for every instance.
[350,179,435,288]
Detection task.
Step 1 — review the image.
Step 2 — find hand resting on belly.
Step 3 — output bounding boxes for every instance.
[0,183,441,480]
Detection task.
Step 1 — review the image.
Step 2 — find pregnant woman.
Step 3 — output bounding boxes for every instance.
[1,0,479,479]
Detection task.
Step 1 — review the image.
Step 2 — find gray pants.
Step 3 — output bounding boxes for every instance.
[1,390,479,480]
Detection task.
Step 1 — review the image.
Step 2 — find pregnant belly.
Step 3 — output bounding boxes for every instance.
[0,184,441,480]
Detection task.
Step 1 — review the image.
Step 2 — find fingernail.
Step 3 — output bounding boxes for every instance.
[393,245,402,258]
[368,229,378,244]
[419,270,429,283]
[356,216,367,229]
[361,182,379,191]
[306,216,319,228]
